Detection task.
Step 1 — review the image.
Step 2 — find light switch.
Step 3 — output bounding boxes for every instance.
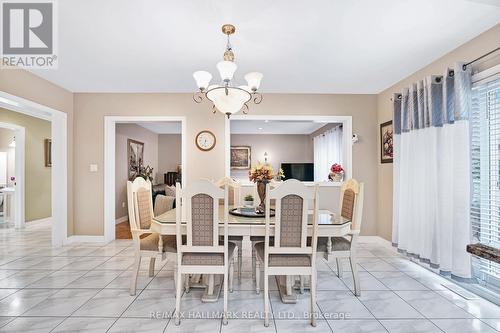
[89,164,98,172]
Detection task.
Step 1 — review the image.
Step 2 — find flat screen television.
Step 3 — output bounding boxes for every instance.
[280,163,314,181]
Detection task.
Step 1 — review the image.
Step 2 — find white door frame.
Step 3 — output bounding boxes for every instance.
[104,116,187,243]
[0,91,68,247]
[224,114,353,180]
[0,122,25,229]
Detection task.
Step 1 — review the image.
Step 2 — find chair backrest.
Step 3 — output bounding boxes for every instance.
[265,179,318,256]
[338,179,364,231]
[176,180,228,255]
[127,177,154,236]
[215,177,241,206]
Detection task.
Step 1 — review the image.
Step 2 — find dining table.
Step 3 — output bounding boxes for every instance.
[152,205,351,304]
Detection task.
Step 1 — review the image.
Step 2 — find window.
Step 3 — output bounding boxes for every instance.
[313,125,343,182]
[471,74,500,289]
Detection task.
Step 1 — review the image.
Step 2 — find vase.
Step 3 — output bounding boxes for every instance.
[331,172,344,182]
[329,172,344,182]
[256,180,268,213]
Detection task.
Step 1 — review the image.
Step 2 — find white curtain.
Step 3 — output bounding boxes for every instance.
[313,126,343,182]
[392,62,472,279]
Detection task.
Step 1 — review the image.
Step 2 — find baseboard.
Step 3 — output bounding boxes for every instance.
[64,235,106,245]
[359,235,393,247]
[115,216,128,224]
[27,217,52,224]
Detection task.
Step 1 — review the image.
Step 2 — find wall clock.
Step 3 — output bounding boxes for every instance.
[195,130,216,151]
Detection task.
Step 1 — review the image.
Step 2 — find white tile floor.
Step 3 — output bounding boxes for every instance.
[0,221,499,333]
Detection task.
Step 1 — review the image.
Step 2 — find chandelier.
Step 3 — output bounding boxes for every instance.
[192,24,263,118]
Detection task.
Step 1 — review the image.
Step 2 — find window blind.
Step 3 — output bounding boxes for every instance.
[471,76,500,287]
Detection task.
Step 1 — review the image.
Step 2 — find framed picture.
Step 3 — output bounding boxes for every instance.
[231,146,251,169]
[44,139,52,167]
[380,120,393,164]
[128,139,144,180]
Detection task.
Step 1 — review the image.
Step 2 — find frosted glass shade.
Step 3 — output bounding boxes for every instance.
[193,71,212,90]
[206,87,251,115]
[217,61,237,81]
[244,72,263,91]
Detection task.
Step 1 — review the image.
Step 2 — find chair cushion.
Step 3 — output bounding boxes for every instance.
[182,242,236,266]
[332,237,352,251]
[164,185,176,197]
[154,195,175,216]
[254,242,311,267]
[316,236,352,252]
[140,233,177,252]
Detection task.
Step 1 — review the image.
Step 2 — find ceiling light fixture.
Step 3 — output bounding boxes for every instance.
[192,24,263,118]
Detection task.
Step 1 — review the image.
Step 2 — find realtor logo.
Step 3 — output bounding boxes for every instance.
[1,0,57,68]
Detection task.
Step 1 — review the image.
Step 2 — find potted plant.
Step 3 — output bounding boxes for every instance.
[243,194,254,207]
[328,163,344,182]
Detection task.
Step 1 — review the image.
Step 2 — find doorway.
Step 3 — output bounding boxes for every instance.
[0,91,68,247]
[0,123,24,229]
[104,116,186,243]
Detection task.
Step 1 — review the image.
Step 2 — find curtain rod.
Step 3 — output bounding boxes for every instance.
[462,46,500,70]
[390,46,500,101]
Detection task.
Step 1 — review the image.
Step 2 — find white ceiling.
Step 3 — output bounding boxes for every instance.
[136,122,181,134]
[231,120,334,135]
[30,0,500,93]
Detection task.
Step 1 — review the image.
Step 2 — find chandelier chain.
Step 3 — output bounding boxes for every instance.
[226,34,232,52]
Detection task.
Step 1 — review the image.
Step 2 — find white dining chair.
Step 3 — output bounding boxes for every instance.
[320,178,364,296]
[254,179,319,327]
[127,177,177,296]
[215,177,243,280]
[251,180,280,282]
[174,180,236,325]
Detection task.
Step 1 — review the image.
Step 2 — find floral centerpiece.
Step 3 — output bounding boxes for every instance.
[249,162,284,213]
[328,163,344,182]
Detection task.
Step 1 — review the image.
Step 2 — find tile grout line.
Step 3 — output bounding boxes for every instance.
[0,245,123,330]
[109,256,174,333]
[39,257,125,332]
[48,247,149,333]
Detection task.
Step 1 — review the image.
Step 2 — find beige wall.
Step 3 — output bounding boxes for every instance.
[230,134,314,180]
[376,23,500,241]
[0,69,74,235]
[73,94,227,235]
[158,134,182,179]
[0,108,52,221]
[74,93,378,236]
[115,124,159,220]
